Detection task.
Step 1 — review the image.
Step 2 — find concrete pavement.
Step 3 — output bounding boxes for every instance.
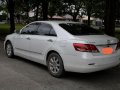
[0,40,120,90]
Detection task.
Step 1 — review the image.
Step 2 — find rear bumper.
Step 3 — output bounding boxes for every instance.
[61,51,120,73]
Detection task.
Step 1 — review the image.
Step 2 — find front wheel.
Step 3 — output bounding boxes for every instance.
[47,53,64,78]
[5,42,14,58]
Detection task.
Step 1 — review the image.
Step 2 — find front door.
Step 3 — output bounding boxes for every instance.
[13,23,39,55]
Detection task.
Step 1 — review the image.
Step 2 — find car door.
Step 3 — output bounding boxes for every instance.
[28,23,57,63]
[13,23,39,54]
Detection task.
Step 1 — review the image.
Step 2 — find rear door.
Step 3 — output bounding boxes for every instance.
[28,23,57,62]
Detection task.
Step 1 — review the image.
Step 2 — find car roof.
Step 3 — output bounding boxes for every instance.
[32,21,81,25]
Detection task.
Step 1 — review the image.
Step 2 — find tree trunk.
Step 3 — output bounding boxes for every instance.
[16,14,20,24]
[7,0,15,34]
[104,0,116,36]
[73,15,77,21]
[42,0,48,20]
[72,6,80,22]
[26,5,30,24]
[87,8,91,26]
[35,4,39,21]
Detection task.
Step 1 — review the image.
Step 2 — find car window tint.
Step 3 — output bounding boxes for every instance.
[37,23,56,36]
[59,23,103,35]
[21,23,39,34]
[49,28,57,36]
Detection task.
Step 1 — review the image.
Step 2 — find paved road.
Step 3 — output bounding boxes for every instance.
[1,40,120,90]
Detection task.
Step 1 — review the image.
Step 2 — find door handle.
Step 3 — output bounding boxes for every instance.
[47,39,53,42]
[26,37,31,40]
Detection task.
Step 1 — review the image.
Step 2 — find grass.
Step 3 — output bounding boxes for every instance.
[0,24,24,39]
[0,24,120,40]
[0,24,24,34]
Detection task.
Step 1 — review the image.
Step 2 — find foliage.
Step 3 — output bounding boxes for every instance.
[0,0,119,36]
[48,0,63,18]
[82,0,105,18]
[63,0,84,21]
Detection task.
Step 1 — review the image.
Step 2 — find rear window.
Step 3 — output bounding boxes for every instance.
[59,23,103,35]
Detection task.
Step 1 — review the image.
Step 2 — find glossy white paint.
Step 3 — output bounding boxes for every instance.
[4,21,120,73]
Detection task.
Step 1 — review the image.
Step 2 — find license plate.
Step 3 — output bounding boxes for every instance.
[101,47,113,55]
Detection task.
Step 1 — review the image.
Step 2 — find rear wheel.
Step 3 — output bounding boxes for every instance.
[5,41,14,58]
[47,53,64,77]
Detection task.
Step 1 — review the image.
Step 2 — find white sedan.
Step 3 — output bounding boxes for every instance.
[4,21,120,77]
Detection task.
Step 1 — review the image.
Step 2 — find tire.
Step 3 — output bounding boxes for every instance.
[47,53,64,78]
[5,41,14,58]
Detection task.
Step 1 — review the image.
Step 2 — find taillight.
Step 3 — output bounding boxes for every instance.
[73,43,99,53]
[116,42,120,50]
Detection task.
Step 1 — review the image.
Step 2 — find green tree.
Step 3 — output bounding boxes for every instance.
[64,0,83,21]
[92,0,105,19]
[28,0,49,20]
[14,0,25,23]
[83,0,103,26]
[22,0,31,23]
[30,0,41,21]
[48,0,63,18]
[42,0,49,20]
[116,0,120,20]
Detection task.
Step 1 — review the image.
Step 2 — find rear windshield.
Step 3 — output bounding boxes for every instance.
[59,23,103,35]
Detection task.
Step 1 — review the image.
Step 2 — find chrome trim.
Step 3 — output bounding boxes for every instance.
[15,48,42,55]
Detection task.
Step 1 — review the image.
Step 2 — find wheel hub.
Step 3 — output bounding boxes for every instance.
[49,57,60,74]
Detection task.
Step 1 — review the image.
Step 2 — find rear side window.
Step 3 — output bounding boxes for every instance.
[49,28,57,36]
[37,23,57,36]
[59,23,103,35]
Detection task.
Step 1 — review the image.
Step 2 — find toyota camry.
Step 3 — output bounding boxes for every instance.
[4,21,120,77]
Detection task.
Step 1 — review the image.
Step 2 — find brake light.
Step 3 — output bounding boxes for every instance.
[73,43,99,53]
[116,42,120,50]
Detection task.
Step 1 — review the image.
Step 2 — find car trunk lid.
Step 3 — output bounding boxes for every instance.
[74,35,118,55]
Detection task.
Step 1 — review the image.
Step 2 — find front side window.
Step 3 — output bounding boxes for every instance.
[21,23,39,34]
[59,23,103,35]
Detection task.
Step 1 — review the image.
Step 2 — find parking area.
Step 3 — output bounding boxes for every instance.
[0,40,120,90]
